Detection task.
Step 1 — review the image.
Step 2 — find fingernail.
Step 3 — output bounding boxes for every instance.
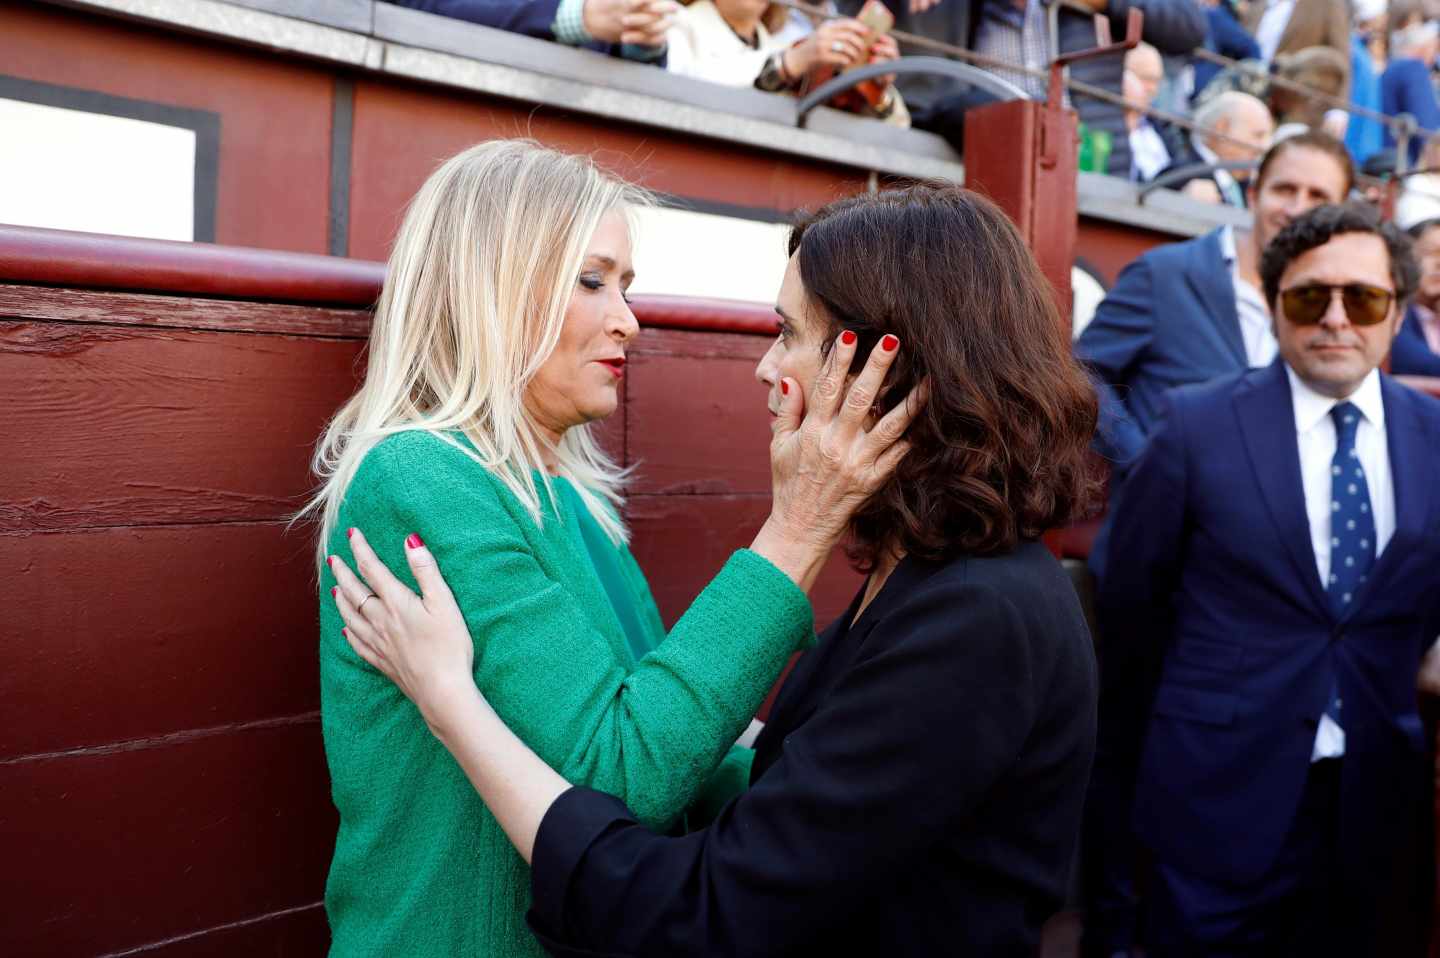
[327,555,337,567]
[780,380,790,396]
[840,330,857,346]
[331,587,338,597]
[342,628,349,638]
[346,528,356,539]
[881,334,898,352]
[406,533,424,549]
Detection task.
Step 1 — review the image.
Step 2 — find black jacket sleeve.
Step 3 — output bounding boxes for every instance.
[527,580,1041,958]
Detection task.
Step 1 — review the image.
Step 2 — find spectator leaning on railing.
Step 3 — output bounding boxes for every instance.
[1159,89,1273,207]
[665,0,911,124]
[385,0,678,62]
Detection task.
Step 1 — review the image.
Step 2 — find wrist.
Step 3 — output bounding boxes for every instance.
[782,44,805,80]
[418,673,485,743]
[750,515,832,593]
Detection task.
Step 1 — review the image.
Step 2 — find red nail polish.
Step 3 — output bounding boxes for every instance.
[342,628,348,638]
[881,334,898,352]
[840,330,857,346]
[780,380,789,395]
[406,533,424,549]
[331,587,338,597]
[346,528,356,539]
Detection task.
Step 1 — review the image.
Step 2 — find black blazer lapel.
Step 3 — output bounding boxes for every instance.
[1343,377,1437,621]
[1184,230,1248,367]
[1233,363,1332,619]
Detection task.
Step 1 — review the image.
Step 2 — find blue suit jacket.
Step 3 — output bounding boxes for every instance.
[1393,303,1440,377]
[1194,4,1259,96]
[1382,58,1440,167]
[1094,361,1440,889]
[1076,228,1250,468]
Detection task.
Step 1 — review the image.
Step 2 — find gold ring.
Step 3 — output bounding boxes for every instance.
[358,593,378,615]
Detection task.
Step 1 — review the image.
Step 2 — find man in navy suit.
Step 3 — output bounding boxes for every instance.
[1395,218,1440,376]
[1095,203,1440,955]
[1077,131,1354,472]
[1079,136,1356,956]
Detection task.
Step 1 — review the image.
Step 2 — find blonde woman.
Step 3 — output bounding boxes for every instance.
[306,140,917,958]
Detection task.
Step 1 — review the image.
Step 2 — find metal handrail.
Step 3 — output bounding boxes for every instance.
[795,57,1030,124]
[1137,160,1256,201]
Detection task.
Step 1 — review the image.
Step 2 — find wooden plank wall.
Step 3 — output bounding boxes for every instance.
[0,283,362,956]
[0,274,860,956]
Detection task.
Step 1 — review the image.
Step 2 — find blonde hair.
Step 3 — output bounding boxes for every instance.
[301,139,649,564]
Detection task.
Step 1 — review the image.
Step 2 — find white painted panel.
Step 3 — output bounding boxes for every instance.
[0,98,196,241]
[629,205,790,305]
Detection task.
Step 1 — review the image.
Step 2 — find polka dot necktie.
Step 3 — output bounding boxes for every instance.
[1327,401,1375,616]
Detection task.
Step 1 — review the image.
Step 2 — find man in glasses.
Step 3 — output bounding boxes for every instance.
[1093,202,1440,955]
[1077,129,1353,958]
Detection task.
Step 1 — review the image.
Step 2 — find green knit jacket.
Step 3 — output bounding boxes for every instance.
[319,430,814,957]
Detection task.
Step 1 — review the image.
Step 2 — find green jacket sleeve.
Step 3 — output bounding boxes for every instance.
[343,433,814,830]
[686,745,755,827]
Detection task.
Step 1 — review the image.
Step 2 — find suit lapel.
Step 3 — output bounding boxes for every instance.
[1233,363,1332,618]
[1185,231,1249,367]
[1344,378,1435,620]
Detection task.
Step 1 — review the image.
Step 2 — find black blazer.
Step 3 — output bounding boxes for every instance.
[527,541,1098,957]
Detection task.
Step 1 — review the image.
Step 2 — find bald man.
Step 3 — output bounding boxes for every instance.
[1124,43,1180,182]
[1160,91,1275,207]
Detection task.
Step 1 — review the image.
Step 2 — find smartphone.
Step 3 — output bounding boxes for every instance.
[855,0,894,36]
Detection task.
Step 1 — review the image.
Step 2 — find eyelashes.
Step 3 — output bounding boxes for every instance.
[580,274,632,305]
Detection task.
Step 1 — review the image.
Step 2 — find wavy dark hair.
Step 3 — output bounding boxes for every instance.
[789,184,1101,570]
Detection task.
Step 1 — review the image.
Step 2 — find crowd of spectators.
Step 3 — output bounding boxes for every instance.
[390,0,1440,213]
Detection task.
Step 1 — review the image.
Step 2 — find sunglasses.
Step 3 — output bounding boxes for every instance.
[1278,283,1395,327]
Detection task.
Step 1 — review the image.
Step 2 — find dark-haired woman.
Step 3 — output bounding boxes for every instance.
[331,184,1101,956]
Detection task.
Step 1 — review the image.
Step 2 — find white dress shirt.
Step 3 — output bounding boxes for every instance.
[1129,120,1172,182]
[1219,226,1279,367]
[1287,366,1395,761]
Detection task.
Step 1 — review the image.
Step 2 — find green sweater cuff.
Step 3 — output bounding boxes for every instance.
[728,548,817,650]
